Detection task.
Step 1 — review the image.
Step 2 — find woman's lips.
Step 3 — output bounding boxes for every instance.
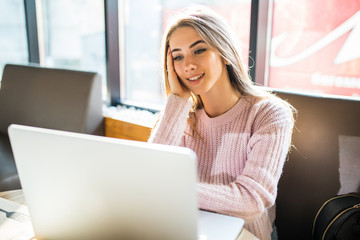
[186,73,205,85]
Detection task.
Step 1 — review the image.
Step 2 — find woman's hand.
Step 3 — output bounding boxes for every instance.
[167,48,191,99]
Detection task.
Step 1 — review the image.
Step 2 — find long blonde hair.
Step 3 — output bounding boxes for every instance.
[161,6,263,111]
[160,6,296,146]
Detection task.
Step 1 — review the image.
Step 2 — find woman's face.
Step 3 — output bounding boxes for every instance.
[168,26,229,97]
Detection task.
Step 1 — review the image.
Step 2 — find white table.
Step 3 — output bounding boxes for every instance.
[0,190,258,240]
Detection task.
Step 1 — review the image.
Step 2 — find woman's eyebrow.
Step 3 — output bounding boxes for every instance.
[171,40,206,53]
[189,40,205,48]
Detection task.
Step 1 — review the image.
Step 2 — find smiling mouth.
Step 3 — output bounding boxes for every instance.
[187,73,205,81]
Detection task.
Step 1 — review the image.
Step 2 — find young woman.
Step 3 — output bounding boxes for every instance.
[148,6,295,240]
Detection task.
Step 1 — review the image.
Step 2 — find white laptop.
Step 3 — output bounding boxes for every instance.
[8,124,244,240]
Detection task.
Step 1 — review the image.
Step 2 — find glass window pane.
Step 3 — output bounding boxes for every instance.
[270,0,360,98]
[121,0,251,107]
[39,0,107,99]
[0,0,28,81]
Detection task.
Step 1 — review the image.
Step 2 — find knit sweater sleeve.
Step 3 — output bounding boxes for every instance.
[197,99,293,223]
[148,94,192,146]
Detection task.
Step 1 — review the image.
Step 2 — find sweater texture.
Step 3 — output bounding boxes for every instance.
[148,94,293,240]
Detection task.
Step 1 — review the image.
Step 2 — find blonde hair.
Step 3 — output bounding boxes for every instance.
[161,6,263,111]
[160,6,296,147]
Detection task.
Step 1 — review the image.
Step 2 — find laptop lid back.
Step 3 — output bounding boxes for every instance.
[8,124,198,240]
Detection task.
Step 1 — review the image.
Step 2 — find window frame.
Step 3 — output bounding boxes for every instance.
[249,0,273,86]
[105,0,120,106]
[24,0,40,64]
[22,0,274,110]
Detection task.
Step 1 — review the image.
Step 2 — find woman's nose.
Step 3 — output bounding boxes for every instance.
[184,58,197,72]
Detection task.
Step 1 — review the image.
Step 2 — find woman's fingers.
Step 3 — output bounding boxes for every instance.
[167,48,191,99]
[166,49,177,82]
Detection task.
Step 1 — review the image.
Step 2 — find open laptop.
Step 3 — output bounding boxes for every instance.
[8,124,244,240]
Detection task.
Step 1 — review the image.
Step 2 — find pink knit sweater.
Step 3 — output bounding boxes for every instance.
[148,94,293,240]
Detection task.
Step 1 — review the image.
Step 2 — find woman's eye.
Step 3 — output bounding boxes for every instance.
[195,48,206,54]
[173,55,183,61]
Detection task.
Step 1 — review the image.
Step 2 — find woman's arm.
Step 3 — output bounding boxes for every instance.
[148,45,193,145]
[148,94,192,146]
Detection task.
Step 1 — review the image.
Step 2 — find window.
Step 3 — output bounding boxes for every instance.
[120,0,252,108]
[37,0,107,99]
[0,0,28,81]
[3,1,358,107]
[269,0,360,97]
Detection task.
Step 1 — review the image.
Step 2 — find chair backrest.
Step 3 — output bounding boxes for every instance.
[0,64,104,135]
[0,64,104,191]
[273,90,360,240]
